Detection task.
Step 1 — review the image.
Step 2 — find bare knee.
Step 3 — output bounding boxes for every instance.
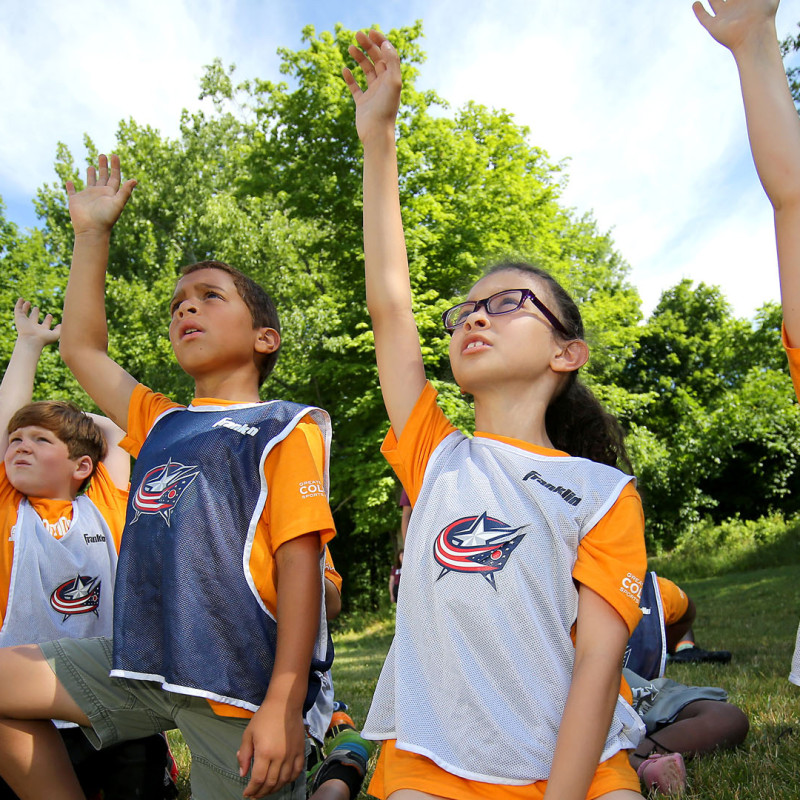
[0,645,88,724]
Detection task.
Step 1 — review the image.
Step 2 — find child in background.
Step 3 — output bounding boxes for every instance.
[0,156,335,800]
[0,299,175,798]
[388,549,402,604]
[344,31,647,800]
[694,0,800,686]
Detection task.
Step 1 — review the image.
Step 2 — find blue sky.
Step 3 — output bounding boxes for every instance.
[2,0,799,318]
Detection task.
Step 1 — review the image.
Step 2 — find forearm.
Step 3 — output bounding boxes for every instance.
[732,22,800,211]
[266,533,323,713]
[60,231,112,367]
[362,132,427,432]
[0,337,46,446]
[363,130,413,322]
[544,652,622,800]
[731,21,800,341]
[60,232,136,427]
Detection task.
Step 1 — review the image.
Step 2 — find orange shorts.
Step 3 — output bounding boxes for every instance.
[368,739,640,800]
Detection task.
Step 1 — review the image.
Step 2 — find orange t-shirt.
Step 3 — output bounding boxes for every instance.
[0,461,127,625]
[120,384,336,717]
[324,548,343,595]
[656,576,689,627]
[783,324,800,402]
[382,381,646,635]
[370,382,645,799]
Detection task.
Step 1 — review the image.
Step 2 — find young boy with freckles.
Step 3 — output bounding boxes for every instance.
[0,154,335,800]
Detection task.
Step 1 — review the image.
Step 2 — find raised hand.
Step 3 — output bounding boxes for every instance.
[66,153,137,236]
[342,29,402,144]
[693,0,779,52]
[13,298,61,349]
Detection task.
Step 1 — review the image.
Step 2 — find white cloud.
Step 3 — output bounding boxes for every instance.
[2,0,798,321]
[412,0,797,318]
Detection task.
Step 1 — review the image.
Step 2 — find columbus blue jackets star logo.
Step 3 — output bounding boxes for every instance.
[433,512,526,589]
[131,459,200,525]
[50,575,102,621]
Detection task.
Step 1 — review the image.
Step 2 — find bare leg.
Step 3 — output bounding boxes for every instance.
[388,791,449,800]
[0,645,90,800]
[309,778,350,800]
[630,700,748,767]
[595,791,644,799]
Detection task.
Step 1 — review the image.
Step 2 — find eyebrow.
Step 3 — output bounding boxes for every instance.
[169,282,228,307]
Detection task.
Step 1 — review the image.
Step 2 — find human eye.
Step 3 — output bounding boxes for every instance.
[486,291,519,314]
[453,303,475,325]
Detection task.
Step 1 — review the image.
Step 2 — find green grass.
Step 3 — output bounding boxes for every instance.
[169,564,800,798]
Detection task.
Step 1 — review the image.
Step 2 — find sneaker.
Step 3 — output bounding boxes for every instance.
[326,710,356,739]
[311,729,376,796]
[668,645,731,665]
[636,752,687,795]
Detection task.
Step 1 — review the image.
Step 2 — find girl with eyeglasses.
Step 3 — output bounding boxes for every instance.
[344,30,652,800]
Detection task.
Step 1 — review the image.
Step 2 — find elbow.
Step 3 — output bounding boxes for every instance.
[59,338,76,368]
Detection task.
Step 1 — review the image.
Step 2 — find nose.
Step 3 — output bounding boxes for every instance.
[463,301,490,330]
[11,438,31,454]
[176,299,198,318]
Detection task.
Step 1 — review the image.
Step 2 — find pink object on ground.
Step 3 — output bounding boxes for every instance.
[636,751,687,795]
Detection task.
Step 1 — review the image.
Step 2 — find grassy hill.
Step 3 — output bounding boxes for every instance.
[169,561,800,798]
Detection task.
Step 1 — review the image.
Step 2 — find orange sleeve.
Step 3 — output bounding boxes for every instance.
[782,324,800,403]
[0,466,22,623]
[572,482,647,635]
[380,382,458,505]
[84,462,129,552]
[249,416,335,616]
[656,576,689,627]
[119,384,182,458]
[324,547,343,595]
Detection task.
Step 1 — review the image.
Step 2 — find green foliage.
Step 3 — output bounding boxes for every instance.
[649,513,800,580]
[617,280,798,548]
[3,22,800,603]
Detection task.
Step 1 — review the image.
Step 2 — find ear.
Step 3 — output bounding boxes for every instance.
[72,455,94,482]
[254,327,281,355]
[551,339,589,373]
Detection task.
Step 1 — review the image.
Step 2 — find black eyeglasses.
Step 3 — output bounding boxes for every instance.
[442,288,569,336]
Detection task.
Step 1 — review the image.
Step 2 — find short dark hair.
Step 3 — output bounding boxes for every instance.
[180,260,281,385]
[8,401,106,492]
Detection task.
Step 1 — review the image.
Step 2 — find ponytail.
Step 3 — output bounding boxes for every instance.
[545,375,631,470]
[485,261,631,471]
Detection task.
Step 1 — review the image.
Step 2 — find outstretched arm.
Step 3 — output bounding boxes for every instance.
[343,31,426,438]
[695,0,800,343]
[60,153,139,429]
[85,413,130,490]
[0,299,61,454]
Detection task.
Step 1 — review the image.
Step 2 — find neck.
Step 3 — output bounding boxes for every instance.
[472,383,556,448]
[192,371,262,403]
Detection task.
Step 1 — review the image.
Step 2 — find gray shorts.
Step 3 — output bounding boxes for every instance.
[623,668,728,733]
[40,636,305,800]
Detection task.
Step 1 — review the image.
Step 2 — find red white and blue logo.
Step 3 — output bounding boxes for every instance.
[132,458,200,526]
[50,574,102,621]
[433,512,526,589]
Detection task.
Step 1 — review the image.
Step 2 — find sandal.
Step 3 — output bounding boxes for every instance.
[636,751,687,795]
